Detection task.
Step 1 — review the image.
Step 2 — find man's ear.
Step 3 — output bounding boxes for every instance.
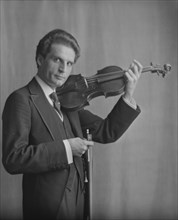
[37,55,44,67]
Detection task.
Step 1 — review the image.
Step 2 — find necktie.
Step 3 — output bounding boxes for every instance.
[50,92,63,120]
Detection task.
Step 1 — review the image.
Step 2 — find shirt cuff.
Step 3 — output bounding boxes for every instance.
[122,96,137,110]
[63,140,73,164]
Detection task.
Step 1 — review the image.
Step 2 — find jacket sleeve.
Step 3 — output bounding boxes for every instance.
[2,91,69,174]
[79,97,141,143]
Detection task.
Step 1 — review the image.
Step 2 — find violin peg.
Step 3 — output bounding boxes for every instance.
[164,64,171,73]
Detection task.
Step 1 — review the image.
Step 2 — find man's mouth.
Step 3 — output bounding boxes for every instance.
[55,75,65,80]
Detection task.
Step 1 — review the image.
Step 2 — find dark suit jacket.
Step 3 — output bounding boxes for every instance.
[2,77,140,219]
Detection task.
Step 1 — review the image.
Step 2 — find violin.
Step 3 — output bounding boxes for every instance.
[56,63,171,111]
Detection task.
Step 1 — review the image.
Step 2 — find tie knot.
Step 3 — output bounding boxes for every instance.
[50,92,59,103]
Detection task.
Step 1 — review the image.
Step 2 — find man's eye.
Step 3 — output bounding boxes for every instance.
[54,58,60,62]
[67,62,73,67]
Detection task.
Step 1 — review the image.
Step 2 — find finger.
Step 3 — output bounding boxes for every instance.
[133,59,142,69]
[133,60,143,75]
[125,69,137,82]
[83,140,94,146]
[82,146,89,155]
[129,62,135,70]
[83,145,88,151]
[129,61,141,79]
[80,150,85,157]
[132,64,140,79]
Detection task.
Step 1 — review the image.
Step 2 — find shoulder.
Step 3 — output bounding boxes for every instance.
[5,85,29,104]
[5,78,37,103]
[3,79,36,113]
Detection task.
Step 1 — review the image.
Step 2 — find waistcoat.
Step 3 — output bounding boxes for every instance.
[56,111,84,191]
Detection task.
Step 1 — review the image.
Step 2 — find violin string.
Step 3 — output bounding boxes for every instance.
[86,70,126,81]
[76,69,125,89]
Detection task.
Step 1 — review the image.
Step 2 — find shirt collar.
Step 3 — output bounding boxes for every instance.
[35,75,63,120]
[35,75,55,98]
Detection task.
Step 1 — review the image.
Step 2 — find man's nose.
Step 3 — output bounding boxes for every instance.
[59,62,67,72]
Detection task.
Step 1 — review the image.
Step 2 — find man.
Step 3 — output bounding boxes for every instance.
[2,29,142,220]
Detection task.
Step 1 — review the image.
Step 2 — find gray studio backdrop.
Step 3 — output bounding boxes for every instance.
[0,1,177,220]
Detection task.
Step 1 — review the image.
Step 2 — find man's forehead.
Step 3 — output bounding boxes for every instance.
[50,43,75,57]
[45,43,75,62]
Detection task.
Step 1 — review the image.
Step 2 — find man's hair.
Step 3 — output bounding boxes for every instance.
[35,29,80,68]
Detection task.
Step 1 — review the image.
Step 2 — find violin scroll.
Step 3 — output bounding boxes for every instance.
[149,63,171,78]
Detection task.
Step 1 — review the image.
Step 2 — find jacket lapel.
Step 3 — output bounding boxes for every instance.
[28,78,84,140]
[28,78,63,140]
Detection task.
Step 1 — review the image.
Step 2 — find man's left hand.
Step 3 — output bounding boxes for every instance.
[123,59,143,104]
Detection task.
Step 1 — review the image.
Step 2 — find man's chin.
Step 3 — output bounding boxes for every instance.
[56,81,65,88]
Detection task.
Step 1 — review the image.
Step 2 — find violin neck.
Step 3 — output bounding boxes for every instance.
[142,66,155,74]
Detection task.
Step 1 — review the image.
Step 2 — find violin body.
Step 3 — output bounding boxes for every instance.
[56,63,171,111]
[56,66,125,111]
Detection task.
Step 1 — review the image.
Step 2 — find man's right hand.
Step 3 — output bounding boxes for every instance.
[68,137,94,157]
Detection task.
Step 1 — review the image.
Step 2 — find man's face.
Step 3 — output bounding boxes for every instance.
[37,43,75,89]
